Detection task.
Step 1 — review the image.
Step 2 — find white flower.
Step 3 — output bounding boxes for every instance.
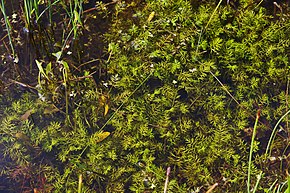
[13,56,19,63]
[189,68,197,72]
[38,93,46,101]
[69,91,75,97]
[269,157,276,162]
[111,74,120,82]
[12,13,17,19]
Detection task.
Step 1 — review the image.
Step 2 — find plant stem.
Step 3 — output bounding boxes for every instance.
[163,167,170,193]
[0,0,15,56]
[247,109,260,193]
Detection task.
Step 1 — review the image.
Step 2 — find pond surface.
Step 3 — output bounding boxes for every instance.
[1,0,290,192]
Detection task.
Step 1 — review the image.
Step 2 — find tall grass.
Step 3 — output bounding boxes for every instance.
[0,0,15,57]
[23,0,39,30]
[78,174,82,193]
[265,110,290,157]
[247,110,262,193]
[246,109,290,193]
[36,0,60,25]
[21,0,83,60]
[58,0,83,61]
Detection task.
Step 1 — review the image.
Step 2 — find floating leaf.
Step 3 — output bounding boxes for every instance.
[15,133,40,154]
[15,132,31,143]
[20,109,34,121]
[104,104,109,116]
[99,95,106,105]
[44,104,60,114]
[95,132,110,143]
[147,11,155,22]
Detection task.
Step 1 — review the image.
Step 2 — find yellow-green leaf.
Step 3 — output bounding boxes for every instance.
[104,104,109,116]
[95,132,110,143]
[147,11,155,22]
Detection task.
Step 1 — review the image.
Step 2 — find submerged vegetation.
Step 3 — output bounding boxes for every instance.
[1,0,290,192]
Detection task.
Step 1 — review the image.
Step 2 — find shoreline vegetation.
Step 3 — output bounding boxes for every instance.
[1,0,290,192]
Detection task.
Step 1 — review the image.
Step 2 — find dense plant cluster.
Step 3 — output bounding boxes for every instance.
[1,0,290,192]
[103,0,290,191]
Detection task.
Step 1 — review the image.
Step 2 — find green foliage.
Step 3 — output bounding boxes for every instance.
[1,0,290,192]
[103,0,290,191]
[0,0,15,56]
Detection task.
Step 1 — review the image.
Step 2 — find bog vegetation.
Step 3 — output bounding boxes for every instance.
[0,0,290,192]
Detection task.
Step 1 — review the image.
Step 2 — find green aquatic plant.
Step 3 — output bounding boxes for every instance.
[0,92,58,191]
[1,0,290,192]
[0,0,86,68]
[0,0,15,57]
[247,110,263,193]
[55,0,84,61]
[23,0,39,29]
[102,0,290,191]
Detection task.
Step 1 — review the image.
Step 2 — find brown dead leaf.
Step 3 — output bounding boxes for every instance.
[206,183,218,193]
[20,109,34,121]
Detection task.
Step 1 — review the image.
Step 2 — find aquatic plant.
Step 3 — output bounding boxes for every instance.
[0,0,15,57]
[0,0,86,70]
[101,0,290,191]
[1,0,290,192]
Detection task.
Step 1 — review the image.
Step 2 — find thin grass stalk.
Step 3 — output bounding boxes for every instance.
[280,180,288,192]
[56,0,83,61]
[252,172,262,193]
[23,0,40,30]
[195,0,222,56]
[247,110,260,193]
[286,77,289,139]
[36,0,60,24]
[204,0,222,31]
[205,183,219,193]
[48,0,52,24]
[70,0,83,39]
[273,179,289,193]
[61,60,70,121]
[78,174,82,193]
[0,0,15,56]
[163,167,170,193]
[267,179,278,192]
[33,0,39,21]
[255,0,264,9]
[23,0,32,29]
[57,27,74,62]
[47,0,56,35]
[72,0,77,38]
[265,110,290,157]
[286,175,290,193]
